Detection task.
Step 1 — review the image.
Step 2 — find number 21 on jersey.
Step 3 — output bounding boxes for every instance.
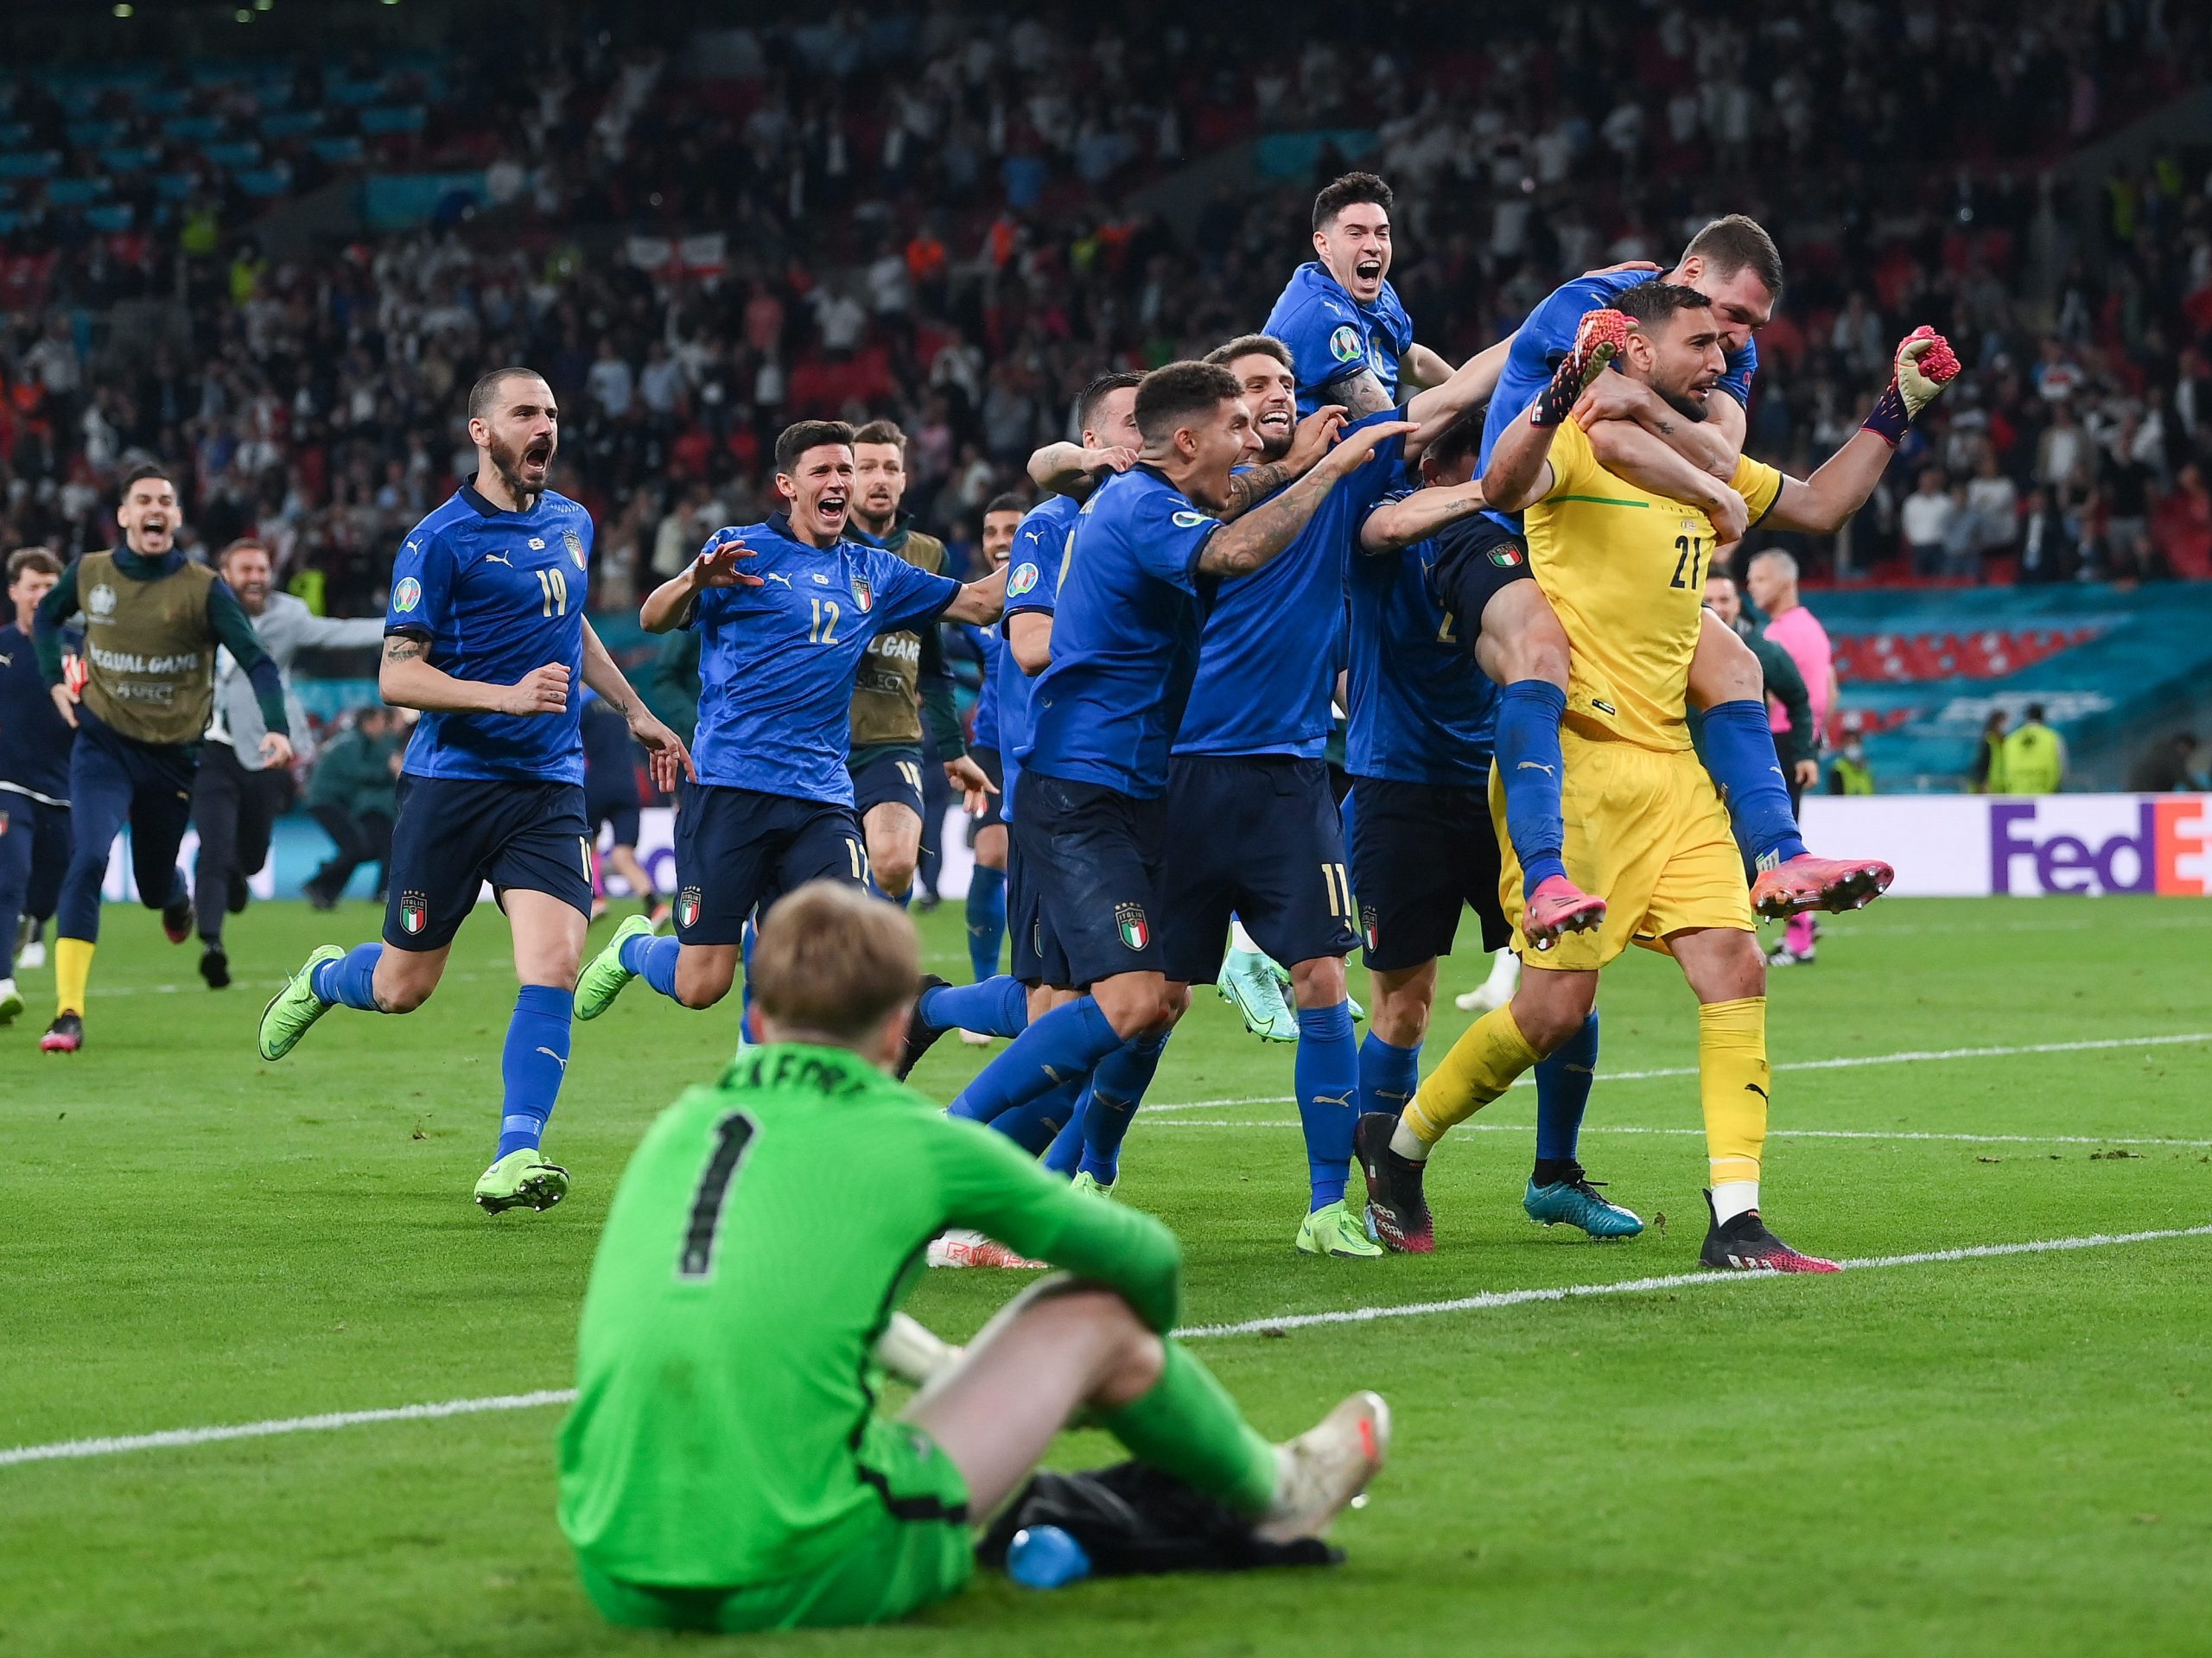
[1668,532,1706,591]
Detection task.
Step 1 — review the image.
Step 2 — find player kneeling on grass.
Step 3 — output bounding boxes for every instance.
[559,880,1389,1634]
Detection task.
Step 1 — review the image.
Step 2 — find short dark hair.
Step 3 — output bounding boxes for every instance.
[1683,214,1784,301]
[1133,361,1243,448]
[774,419,857,475]
[466,366,548,423]
[1313,171,1392,233]
[118,463,177,503]
[1613,281,1712,328]
[1204,334,1293,371]
[852,419,907,452]
[1075,370,1144,437]
[7,546,62,583]
[2024,702,2047,723]
[982,492,1028,518]
[1424,405,1486,474]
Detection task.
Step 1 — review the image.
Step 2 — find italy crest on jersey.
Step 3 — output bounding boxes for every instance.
[565,529,586,570]
[850,574,873,613]
[1361,905,1381,952]
[677,886,702,930]
[399,890,429,935]
[1115,902,1150,951]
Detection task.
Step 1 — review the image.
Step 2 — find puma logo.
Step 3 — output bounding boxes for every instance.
[765,572,793,588]
[483,551,514,567]
[1516,761,1554,775]
[536,1046,569,1072]
[1313,1091,1356,1109]
[0,652,11,667]
[1744,1083,1769,1101]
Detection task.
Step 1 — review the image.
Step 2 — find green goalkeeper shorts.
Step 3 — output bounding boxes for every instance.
[575,1420,974,1633]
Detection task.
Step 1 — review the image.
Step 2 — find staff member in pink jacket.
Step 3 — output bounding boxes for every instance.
[1746,550,1836,965]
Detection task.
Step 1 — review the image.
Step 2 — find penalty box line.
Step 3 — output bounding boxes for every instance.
[6,1223,2210,1471]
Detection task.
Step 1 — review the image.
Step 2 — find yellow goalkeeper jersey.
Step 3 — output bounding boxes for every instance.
[1524,418,1782,753]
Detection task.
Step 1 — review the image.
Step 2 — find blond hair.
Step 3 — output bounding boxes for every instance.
[751,881,920,1045]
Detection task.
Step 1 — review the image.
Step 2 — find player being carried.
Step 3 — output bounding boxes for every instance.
[1357,287,1958,1268]
[559,881,1388,1633]
[258,368,690,1216]
[568,420,1003,1030]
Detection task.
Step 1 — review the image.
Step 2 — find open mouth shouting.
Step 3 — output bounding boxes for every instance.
[816,488,849,529]
[1255,401,1295,449]
[520,437,554,479]
[1351,255,1384,293]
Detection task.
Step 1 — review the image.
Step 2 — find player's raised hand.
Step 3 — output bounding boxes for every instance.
[1082,445,1137,476]
[1284,406,1347,475]
[1318,418,1420,476]
[504,663,570,716]
[1892,326,1961,418]
[1533,309,1630,426]
[944,753,996,816]
[693,534,764,589]
[629,706,696,791]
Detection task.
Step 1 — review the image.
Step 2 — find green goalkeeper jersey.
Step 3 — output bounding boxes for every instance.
[557,1043,1185,1589]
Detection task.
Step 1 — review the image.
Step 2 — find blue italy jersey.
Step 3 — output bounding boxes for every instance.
[689,514,959,805]
[1021,468,1217,800]
[962,624,1003,753]
[0,619,74,803]
[1175,409,1413,759]
[1478,269,1758,533]
[385,485,594,785]
[1345,491,1498,786]
[1264,260,1417,417]
[995,492,1077,822]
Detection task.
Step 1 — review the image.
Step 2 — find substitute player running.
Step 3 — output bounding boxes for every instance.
[1357,289,1958,1269]
[35,466,294,1053]
[560,880,1387,1634]
[0,548,73,1029]
[258,367,690,1216]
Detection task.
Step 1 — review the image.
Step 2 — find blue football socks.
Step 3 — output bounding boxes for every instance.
[1533,1008,1600,1167]
[1357,1030,1421,1119]
[1495,679,1570,900]
[1294,1001,1359,1210]
[949,996,1122,1123]
[1700,699,1808,867]
[966,864,1007,980]
[1078,1029,1170,1185]
[1041,1096,1088,1176]
[918,975,1029,1040]
[991,1075,1088,1157]
[496,984,573,1159]
[309,942,384,1011]
[621,931,684,1001]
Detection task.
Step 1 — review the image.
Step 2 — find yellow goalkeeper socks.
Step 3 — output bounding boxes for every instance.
[1700,995,1769,1197]
[55,937,93,1018]
[1400,1004,1541,1155]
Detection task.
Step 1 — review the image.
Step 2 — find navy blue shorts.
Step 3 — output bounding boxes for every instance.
[849,747,925,820]
[586,788,642,851]
[1348,773,1509,973]
[671,783,865,946]
[1428,514,1535,640]
[1007,772,1167,988]
[0,791,71,930]
[1157,755,1357,983]
[384,774,593,951]
[969,746,1005,829]
[1003,837,1071,987]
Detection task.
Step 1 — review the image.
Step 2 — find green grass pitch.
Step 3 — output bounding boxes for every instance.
[3,895,2209,1656]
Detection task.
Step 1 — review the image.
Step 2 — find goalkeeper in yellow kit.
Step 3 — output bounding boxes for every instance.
[1354,283,1957,1271]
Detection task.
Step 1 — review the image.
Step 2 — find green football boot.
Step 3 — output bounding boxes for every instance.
[1296,1198,1384,1258]
[1345,992,1365,1024]
[1218,947,1298,1042]
[258,944,344,1061]
[1071,1171,1116,1199]
[474,1147,571,1214]
[1524,1171,1644,1239]
[575,914,654,1021]
[0,976,22,1026]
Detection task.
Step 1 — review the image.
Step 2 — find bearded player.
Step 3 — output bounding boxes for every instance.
[1357,289,1958,1270]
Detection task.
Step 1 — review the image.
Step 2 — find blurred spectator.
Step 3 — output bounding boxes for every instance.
[1969,709,2010,793]
[1966,448,2018,562]
[2018,487,2078,583]
[1941,480,1986,581]
[1902,468,1955,579]
[1828,717,1877,794]
[2001,703,2067,795]
[2126,732,2208,793]
[303,707,402,907]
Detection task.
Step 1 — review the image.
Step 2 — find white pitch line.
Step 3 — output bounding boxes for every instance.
[1140,1030,2212,1114]
[7,1223,2209,1471]
[1146,1121,2212,1149]
[1174,1222,2212,1338]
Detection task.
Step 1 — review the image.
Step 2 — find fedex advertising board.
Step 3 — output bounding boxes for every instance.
[1796,794,2212,898]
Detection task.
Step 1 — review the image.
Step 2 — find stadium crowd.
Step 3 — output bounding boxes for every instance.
[1,0,2210,613]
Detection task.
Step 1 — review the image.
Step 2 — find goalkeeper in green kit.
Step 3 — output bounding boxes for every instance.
[559,880,1389,1633]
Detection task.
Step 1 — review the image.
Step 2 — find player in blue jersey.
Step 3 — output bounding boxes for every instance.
[938,359,1412,1172]
[0,548,74,1028]
[1262,173,1457,420]
[569,420,1006,1039]
[1344,409,1639,1241]
[257,368,690,1217]
[1440,215,1893,958]
[956,493,1026,1007]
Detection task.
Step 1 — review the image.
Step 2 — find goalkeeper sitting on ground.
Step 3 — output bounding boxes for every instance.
[559,880,1389,1634]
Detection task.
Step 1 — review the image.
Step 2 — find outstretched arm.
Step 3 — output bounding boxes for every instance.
[1763,329,1961,535]
[1027,441,1135,500]
[1198,420,1417,578]
[938,562,1007,626]
[1358,481,1488,555]
[1217,406,1346,521]
[381,633,568,717]
[1401,334,1516,461]
[640,533,761,633]
[1400,341,1457,392]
